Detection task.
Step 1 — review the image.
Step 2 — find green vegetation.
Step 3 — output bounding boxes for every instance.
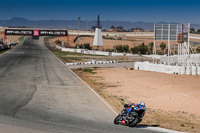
[130,43,148,54]
[113,44,129,53]
[160,42,166,54]
[75,43,92,50]
[117,37,122,40]
[103,36,115,40]
[44,37,104,63]
[18,36,25,45]
[180,124,185,127]
[196,47,200,53]
[148,42,154,54]
[76,68,96,74]
[119,97,125,104]
[105,49,114,52]
[55,39,62,45]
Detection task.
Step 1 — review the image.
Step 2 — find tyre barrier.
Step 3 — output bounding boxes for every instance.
[66,60,116,66]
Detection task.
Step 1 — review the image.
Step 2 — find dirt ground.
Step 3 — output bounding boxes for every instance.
[73,68,200,133]
[49,35,154,50]
[49,34,200,54]
[0,32,21,43]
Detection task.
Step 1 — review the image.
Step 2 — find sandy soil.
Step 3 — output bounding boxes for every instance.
[74,68,200,132]
[95,68,200,117]
[0,32,21,43]
[49,36,77,48]
[49,35,190,54]
[49,36,155,50]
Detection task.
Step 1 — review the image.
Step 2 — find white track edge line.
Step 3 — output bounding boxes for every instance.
[144,127,186,133]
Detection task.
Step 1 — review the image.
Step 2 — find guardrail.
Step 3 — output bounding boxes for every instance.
[56,45,134,56]
[66,60,116,66]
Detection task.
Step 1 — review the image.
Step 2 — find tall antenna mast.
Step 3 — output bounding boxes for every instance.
[97,15,100,29]
[77,17,81,30]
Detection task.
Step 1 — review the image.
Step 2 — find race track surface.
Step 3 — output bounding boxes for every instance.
[0,37,160,133]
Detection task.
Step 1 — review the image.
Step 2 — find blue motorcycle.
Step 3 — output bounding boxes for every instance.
[114,102,146,127]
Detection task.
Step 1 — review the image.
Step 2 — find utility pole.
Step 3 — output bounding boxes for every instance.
[77,17,81,31]
[97,15,100,28]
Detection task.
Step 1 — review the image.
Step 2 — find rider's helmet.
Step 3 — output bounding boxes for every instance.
[140,101,145,106]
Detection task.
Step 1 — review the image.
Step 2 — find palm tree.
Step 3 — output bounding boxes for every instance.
[160,42,166,55]
[148,42,153,54]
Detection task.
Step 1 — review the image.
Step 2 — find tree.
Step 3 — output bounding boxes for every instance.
[110,25,115,29]
[138,43,148,54]
[122,45,129,53]
[113,44,123,52]
[55,39,62,45]
[196,47,200,53]
[190,28,196,34]
[117,26,124,30]
[197,29,200,34]
[130,47,139,54]
[160,42,166,54]
[130,43,148,55]
[91,25,96,30]
[148,42,153,54]
[83,43,92,50]
[113,44,129,53]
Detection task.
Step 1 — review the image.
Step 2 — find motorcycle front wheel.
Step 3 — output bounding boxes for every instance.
[114,114,121,124]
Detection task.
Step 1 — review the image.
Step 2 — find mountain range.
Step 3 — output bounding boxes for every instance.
[0,17,200,30]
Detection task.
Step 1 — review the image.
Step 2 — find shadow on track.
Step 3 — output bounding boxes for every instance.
[136,124,160,128]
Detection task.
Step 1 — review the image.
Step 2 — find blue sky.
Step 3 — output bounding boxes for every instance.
[1,0,200,23]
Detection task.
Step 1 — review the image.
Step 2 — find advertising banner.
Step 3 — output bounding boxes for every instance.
[5,29,68,36]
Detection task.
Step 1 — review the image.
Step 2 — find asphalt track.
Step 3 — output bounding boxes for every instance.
[0,37,178,133]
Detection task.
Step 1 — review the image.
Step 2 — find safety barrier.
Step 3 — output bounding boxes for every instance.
[134,61,200,75]
[56,45,134,56]
[66,60,116,66]
[160,54,200,64]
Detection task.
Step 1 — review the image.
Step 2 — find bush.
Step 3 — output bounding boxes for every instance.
[148,42,153,54]
[82,68,96,74]
[106,49,114,52]
[160,42,166,54]
[117,37,122,40]
[83,43,92,50]
[130,47,139,54]
[122,45,129,52]
[113,44,129,53]
[196,47,200,53]
[114,44,123,52]
[130,43,148,55]
[75,43,92,50]
[55,39,62,45]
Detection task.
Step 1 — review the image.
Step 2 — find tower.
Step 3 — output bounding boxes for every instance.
[93,15,103,48]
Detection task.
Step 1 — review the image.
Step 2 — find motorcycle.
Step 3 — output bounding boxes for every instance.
[114,102,146,127]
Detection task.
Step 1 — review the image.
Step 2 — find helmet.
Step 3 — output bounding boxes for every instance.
[140,102,145,106]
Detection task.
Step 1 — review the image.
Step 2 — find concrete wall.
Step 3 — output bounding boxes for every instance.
[134,61,200,75]
[57,45,134,56]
